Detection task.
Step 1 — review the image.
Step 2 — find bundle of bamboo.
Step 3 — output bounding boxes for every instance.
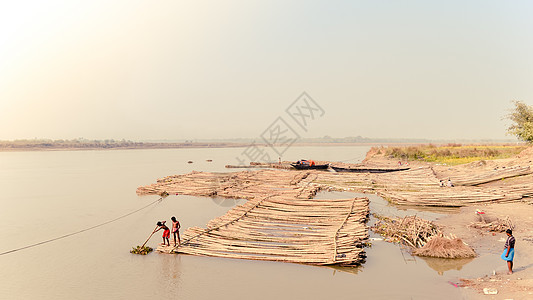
[138,162,533,209]
[137,156,531,265]
[378,188,523,207]
[162,196,369,265]
[450,166,532,186]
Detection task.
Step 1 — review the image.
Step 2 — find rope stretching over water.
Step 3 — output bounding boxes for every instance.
[0,197,163,256]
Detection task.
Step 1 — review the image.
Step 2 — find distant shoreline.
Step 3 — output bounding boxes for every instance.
[0,142,247,152]
[0,141,519,152]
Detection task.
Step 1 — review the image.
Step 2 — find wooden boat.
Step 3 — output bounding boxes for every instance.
[331,166,410,173]
[291,163,330,170]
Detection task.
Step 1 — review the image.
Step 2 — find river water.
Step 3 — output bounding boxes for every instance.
[0,146,498,299]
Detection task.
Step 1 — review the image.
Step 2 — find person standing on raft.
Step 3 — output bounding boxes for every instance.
[501,229,515,274]
[155,221,170,246]
[171,216,181,246]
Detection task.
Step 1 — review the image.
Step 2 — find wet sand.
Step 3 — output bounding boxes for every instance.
[437,203,533,298]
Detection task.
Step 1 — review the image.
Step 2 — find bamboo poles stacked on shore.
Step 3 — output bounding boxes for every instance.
[311,166,531,207]
[449,166,532,186]
[140,169,369,265]
[138,163,533,213]
[138,155,533,264]
[377,188,523,207]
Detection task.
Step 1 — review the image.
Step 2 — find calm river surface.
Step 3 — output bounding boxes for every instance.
[0,146,497,299]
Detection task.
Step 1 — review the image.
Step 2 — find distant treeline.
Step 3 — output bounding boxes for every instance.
[150,136,518,144]
[0,139,246,151]
[0,137,520,151]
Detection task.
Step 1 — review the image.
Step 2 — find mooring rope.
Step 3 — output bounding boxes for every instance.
[0,197,163,256]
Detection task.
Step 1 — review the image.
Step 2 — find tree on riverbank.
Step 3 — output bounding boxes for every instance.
[506,101,533,143]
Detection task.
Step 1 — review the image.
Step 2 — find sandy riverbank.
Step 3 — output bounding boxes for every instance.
[364,146,533,298]
[435,203,533,299]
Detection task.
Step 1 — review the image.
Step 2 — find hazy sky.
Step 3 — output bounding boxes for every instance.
[1,1,532,141]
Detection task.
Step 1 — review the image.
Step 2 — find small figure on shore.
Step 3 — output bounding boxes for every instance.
[171,216,181,246]
[439,180,445,187]
[155,221,170,246]
[278,157,281,165]
[447,178,454,187]
[501,229,515,274]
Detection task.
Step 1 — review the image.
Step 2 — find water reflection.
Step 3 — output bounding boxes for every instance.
[329,264,363,276]
[419,256,474,275]
[158,254,183,295]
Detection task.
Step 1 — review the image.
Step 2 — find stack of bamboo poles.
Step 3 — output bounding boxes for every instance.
[313,166,530,207]
[378,187,523,207]
[138,164,532,210]
[167,196,369,265]
[450,166,532,186]
[136,160,533,264]
[139,169,369,265]
[138,162,533,210]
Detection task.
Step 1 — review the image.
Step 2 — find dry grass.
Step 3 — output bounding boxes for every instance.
[413,237,476,259]
[376,144,527,165]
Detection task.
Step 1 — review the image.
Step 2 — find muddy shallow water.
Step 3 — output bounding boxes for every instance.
[0,147,500,299]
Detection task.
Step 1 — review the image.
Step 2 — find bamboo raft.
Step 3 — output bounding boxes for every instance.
[167,196,369,265]
[449,166,533,186]
[137,154,533,264]
[139,169,369,265]
[310,166,532,207]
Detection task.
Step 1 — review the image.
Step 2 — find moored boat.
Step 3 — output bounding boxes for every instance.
[331,166,410,173]
[290,163,330,170]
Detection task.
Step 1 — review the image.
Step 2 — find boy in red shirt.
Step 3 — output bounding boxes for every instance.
[155,221,170,246]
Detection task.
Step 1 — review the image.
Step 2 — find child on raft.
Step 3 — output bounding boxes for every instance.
[154,221,170,246]
[171,216,181,246]
[501,229,515,274]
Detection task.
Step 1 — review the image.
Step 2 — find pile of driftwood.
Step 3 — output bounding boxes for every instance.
[371,215,442,248]
[469,215,514,232]
[371,214,475,258]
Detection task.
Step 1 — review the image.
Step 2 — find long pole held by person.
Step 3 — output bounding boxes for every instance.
[141,225,159,248]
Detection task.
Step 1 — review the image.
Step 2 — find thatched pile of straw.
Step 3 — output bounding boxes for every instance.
[414,237,476,258]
